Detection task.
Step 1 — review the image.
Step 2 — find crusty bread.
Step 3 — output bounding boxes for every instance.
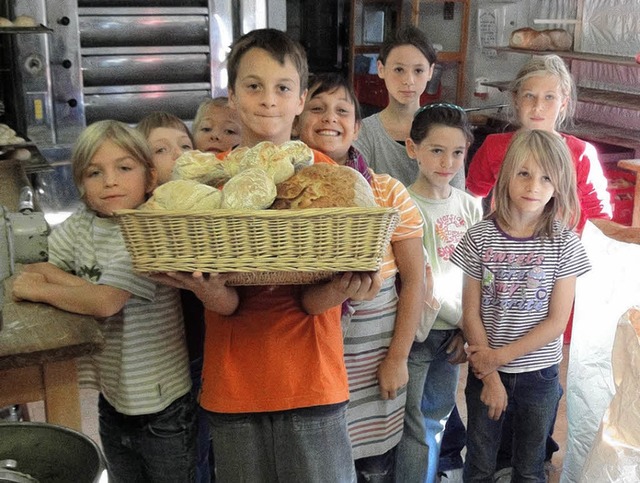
[509,28,552,51]
[172,150,227,185]
[272,164,377,209]
[221,168,277,210]
[0,17,13,27]
[141,179,222,211]
[13,15,36,27]
[509,27,572,51]
[546,29,572,51]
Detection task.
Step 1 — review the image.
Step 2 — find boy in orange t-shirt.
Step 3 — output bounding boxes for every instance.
[155,29,381,482]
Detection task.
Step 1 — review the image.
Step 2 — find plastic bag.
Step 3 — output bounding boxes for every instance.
[580,308,640,482]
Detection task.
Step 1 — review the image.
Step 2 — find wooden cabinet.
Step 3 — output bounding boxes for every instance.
[348,0,470,107]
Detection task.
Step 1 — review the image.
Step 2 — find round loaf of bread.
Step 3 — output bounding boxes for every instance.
[13,15,36,27]
[547,29,572,51]
[172,150,228,185]
[509,28,552,51]
[0,17,13,27]
[239,141,295,183]
[278,140,314,171]
[272,164,377,209]
[141,179,222,211]
[221,168,277,210]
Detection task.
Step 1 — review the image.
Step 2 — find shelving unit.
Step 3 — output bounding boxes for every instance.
[0,24,52,173]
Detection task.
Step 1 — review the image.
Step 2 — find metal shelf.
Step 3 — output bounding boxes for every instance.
[0,24,53,35]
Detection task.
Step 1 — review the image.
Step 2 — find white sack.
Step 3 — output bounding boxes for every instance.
[580,308,640,482]
[561,222,640,483]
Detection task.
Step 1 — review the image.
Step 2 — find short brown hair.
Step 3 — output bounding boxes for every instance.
[192,97,232,133]
[226,28,308,93]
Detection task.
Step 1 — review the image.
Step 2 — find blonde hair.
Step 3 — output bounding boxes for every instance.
[490,130,580,238]
[509,54,576,130]
[192,97,231,133]
[72,120,155,197]
[136,111,194,144]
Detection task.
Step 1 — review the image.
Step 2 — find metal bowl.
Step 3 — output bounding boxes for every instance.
[0,422,107,483]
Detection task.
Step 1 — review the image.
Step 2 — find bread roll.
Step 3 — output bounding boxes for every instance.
[221,168,277,210]
[240,141,295,184]
[172,150,228,186]
[0,17,13,27]
[509,28,552,51]
[224,146,250,177]
[13,15,36,27]
[547,29,572,51]
[141,179,222,211]
[272,164,377,209]
[277,140,314,171]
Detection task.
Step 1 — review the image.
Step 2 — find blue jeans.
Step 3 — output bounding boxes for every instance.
[207,402,356,483]
[98,391,197,483]
[463,365,561,483]
[190,357,214,482]
[395,329,461,483]
[438,405,466,472]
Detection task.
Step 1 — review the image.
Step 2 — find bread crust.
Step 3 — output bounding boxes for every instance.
[272,164,376,209]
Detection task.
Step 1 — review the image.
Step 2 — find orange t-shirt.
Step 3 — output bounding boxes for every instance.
[200,147,348,413]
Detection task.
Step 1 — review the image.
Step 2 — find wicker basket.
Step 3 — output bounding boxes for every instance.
[114,207,400,285]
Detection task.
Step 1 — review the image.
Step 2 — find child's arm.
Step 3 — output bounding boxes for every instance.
[22,262,87,286]
[150,271,239,315]
[12,263,130,318]
[462,274,508,420]
[467,275,576,378]
[301,271,383,314]
[377,237,425,399]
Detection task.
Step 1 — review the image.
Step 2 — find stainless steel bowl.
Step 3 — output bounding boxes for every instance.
[0,422,107,483]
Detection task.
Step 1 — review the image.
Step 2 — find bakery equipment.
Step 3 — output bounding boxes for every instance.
[0,181,48,332]
[7,0,284,161]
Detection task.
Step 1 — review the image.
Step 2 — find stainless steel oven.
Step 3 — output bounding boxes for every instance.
[8,0,284,157]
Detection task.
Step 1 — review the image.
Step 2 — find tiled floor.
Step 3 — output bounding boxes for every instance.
[25,345,570,481]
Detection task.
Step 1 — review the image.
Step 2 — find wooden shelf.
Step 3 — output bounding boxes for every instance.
[578,87,640,111]
[490,46,639,67]
[481,81,640,112]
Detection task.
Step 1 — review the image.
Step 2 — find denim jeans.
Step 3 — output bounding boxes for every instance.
[98,391,197,483]
[190,357,214,482]
[395,329,461,483]
[463,365,561,483]
[438,405,466,472]
[207,402,356,483]
[496,385,563,469]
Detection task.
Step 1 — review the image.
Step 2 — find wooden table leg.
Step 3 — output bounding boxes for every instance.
[42,359,82,431]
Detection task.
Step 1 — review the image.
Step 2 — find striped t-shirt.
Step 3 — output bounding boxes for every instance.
[450,219,591,372]
[370,172,424,279]
[48,206,191,415]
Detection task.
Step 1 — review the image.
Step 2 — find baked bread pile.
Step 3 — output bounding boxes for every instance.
[272,164,377,209]
[143,140,317,211]
[509,27,572,51]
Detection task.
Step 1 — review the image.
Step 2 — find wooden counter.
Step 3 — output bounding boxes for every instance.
[0,276,104,430]
[1,160,104,431]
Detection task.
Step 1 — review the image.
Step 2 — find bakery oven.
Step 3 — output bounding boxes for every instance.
[1,0,283,226]
[5,0,283,159]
